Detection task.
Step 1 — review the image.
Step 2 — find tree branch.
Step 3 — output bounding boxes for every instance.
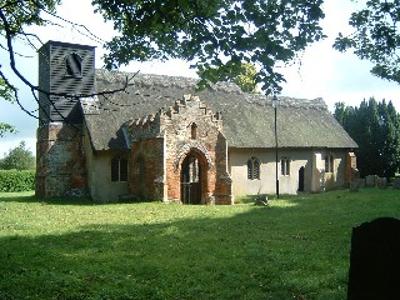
[0,3,138,126]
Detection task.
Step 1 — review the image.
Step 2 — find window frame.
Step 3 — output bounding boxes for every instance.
[111,156,128,182]
[281,157,290,176]
[247,157,260,180]
[325,154,334,173]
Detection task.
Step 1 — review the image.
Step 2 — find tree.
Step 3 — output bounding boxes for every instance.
[334,1,400,84]
[92,0,326,95]
[379,101,400,176]
[0,0,134,125]
[233,63,258,93]
[0,77,15,137]
[0,141,35,170]
[0,0,398,123]
[334,98,400,177]
[0,122,15,137]
[333,102,348,127]
[0,0,60,126]
[198,62,258,93]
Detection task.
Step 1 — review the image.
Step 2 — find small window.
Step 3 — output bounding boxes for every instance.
[120,158,128,181]
[111,157,128,182]
[191,123,197,139]
[325,155,334,173]
[65,53,82,78]
[247,157,260,180]
[281,157,290,176]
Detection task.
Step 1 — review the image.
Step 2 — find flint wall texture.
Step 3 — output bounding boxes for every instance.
[36,123,87,197]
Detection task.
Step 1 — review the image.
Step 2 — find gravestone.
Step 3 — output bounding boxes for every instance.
[376,177,387,189]
[347,217,400,299]
[350,178,364,192]
[392,178,400,189]
[365,175,378,187]
[350,178,361,192]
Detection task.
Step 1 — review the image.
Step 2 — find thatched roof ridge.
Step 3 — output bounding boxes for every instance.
[83,70,357,151]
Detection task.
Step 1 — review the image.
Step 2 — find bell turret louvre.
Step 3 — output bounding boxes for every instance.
[38,41,95,123]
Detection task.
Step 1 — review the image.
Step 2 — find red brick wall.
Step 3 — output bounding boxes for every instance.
[129,138,164,200]
[166,148,218,203]
[128,96,233,204]
[162,98,232,204]
[214,133,232,204]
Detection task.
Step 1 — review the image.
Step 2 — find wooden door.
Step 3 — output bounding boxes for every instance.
[181,154,202,204]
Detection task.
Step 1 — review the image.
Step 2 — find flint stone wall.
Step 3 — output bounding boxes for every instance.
[36,123,87,197]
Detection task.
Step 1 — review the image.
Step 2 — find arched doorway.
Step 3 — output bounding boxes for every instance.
[298,166,305,192]
[180,151,206,204]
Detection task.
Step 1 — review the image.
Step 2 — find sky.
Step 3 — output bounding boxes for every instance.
[0,0,399,157]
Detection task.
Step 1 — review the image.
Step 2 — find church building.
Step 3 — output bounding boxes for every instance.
[36,41,358,204]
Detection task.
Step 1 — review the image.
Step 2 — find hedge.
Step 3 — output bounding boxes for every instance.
[0,170,35,192]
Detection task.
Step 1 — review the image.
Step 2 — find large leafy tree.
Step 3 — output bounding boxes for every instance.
[334,98,400,177]
[0,0,398,123]
[0,141,35,170]
[334,0,400,84]
[93,0,325,94]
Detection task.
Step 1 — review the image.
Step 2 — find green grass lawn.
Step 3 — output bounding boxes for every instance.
[0,189,399,299]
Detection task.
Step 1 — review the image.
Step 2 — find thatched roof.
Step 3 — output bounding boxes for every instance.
[83,70,357,151]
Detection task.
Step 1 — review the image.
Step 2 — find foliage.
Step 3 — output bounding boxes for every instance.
[0,77,13,102]
[198,62,258,93]
[0,0,61,121]
[0,169,35,192]
[334,0,400,84]
[93,0,325,94]
[0,77,15,137]
[334,98,400,177]
[233,63,258,93]
[0,141,35,170]
[0,122,15,137]
[1,1,398,104]
[0,188,399,298]
[0,0,60,34]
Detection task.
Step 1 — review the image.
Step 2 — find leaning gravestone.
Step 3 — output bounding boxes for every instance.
[347,217,400,299]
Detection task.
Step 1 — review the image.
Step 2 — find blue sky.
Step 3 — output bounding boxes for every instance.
[0,0,399,157]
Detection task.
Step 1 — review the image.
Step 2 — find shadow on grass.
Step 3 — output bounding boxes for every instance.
[0,192,152,206]
[0,210,342,299]
[0,193,94,205]
[1,188,398,299]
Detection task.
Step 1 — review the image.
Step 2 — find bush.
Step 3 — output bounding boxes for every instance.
[0,170,35,192]
[0,141,35,170]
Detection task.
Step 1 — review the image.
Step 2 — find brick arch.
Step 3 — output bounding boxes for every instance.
[180,149,209,204]
[174,142,213,171]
